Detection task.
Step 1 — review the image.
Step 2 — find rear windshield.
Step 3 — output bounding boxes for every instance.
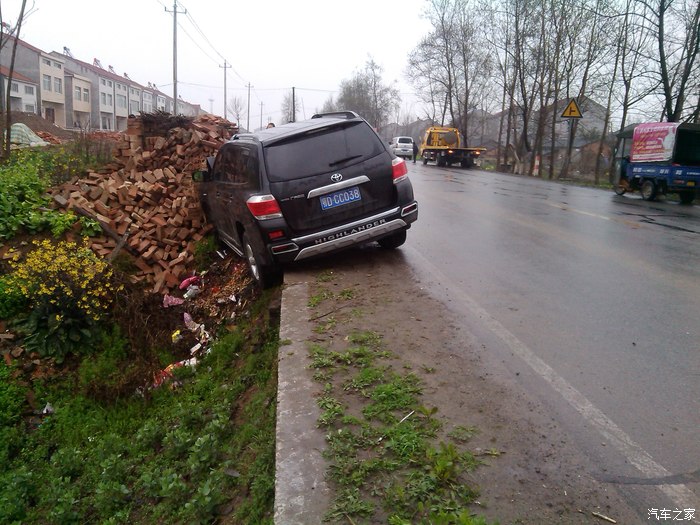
[398,137,412,144]
[264,122,385,182]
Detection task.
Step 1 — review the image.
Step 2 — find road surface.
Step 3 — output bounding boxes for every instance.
[403,163,700,519]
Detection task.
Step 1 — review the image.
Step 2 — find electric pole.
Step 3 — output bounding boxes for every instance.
[246,82,252,131]
[165,1,186,115]
[220,61,230,120]
[260,101,264,129]
[291,86,296,122]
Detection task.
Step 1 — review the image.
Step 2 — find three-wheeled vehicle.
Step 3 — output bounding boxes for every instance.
[614,122,700,204]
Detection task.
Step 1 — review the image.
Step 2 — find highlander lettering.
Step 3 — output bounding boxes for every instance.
[314,219,387,244]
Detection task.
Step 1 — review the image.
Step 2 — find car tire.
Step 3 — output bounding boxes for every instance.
[422,157,428,165]
[679,191,695,205]
[614,184,627,196]
[242,233,282,288]
[640,179,657,201]
[378,230,407,249]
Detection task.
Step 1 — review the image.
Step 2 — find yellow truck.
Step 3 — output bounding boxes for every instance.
[420,126,486,168]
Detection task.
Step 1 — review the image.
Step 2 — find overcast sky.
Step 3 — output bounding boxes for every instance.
[1,0,433,128]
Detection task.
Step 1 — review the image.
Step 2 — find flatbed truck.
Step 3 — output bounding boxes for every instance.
[420,126,486,168]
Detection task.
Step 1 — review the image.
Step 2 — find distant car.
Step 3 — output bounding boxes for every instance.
[195,111,419,287]
[390,136,415,159]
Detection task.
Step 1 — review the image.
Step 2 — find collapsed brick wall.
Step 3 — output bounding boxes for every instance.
[50,114,238,295]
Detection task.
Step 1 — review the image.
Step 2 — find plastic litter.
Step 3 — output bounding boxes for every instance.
[41,403,54,415]
[171,330,182,344]
[179,275,202,290]
[183,285,201,300]
[163,294,185,308]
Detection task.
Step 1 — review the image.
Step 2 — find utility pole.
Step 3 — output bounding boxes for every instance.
[208,98,214,113]
[246,82,252,131]
[291,86,296,122]
[260,101,264,129]
[220,60,230,120]
[165,0,186,115]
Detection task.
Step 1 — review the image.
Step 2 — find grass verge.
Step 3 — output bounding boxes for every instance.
[307,272,495,525]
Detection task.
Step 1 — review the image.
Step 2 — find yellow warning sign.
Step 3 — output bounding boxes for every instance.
[561,98,583,118]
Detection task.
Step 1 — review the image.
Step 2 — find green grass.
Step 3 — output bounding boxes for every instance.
[308,276,494,524]
[0,294,279,525]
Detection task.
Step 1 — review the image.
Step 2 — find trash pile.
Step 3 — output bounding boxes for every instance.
[149,254,256,390]
[48,113,239,295]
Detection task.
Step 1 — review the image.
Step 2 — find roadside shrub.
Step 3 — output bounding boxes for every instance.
[7,238,121,361]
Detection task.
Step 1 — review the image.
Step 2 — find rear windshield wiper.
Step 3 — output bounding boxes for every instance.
[329,154,362,167]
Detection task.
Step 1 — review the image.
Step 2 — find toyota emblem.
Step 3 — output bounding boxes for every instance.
[331,173,343,183]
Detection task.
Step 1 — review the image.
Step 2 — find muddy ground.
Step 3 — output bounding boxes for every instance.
[289,243,643,525]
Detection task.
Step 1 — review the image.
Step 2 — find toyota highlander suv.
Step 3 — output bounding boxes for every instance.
[196,111,418,287]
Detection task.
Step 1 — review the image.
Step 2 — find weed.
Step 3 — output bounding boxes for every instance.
[318,396,345,427]
[316,270,335,283]
[338,288,355,300]
[449,425,479,443]
[308,288,333,308]
[325,487,374,522]
[363,373,422,423]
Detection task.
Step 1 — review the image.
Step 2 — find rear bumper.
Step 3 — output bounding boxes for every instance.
[268,202,418,263]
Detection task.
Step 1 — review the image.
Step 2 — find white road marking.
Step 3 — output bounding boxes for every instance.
[408,246,699,516]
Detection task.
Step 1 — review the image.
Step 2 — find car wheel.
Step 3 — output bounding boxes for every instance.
[242,233,282,288]
[640,179,657,201]
[614,184,627,196]
[422,157,428,165]
[378,230,406,249]
[679,191,695,205]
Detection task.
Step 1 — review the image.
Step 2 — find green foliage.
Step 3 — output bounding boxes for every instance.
[0,363,25,429]
[7,238,121,361]
[0,275,27,319]
[193,234,218,270]
[0,147,92,240]
[78,326,143,401]
[0,294,279,524]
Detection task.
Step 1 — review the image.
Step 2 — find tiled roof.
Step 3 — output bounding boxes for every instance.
[0,65,35,84]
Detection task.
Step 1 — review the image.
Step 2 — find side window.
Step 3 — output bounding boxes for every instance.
[212,146,233,181]
[212,145,259,187]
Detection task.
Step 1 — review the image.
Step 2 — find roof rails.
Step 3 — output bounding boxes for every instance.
[311,110,360,120]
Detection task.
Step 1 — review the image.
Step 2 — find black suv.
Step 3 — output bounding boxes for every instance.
[196,111,418,287]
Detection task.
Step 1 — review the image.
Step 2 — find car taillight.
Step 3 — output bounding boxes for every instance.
[392,157,408,184]
[246,195,282,220]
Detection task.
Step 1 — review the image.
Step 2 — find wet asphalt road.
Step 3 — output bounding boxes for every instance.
[402,163,700,516]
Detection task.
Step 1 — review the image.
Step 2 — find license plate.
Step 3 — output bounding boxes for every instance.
[320,186,362,210]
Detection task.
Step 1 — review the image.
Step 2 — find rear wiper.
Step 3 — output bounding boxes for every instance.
[329,154,362,167]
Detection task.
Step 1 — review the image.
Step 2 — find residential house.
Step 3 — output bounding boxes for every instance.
[39,52,66,126]
[0,65,38,113]
[64,70,91,129]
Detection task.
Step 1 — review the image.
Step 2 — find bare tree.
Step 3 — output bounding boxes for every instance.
[226,96,244,127]
[0,0,29,160]
[280,90,299,123]
[336,58,399,129]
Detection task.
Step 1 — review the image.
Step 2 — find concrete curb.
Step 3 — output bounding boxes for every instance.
[274,276,331,524]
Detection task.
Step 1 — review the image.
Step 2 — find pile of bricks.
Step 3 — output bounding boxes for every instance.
[50,114,238,294]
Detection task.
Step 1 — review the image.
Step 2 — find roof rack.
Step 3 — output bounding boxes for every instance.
[311,110,360,120]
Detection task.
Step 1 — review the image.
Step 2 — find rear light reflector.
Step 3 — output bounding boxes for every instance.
[271,243,299,255]
[392,157,408,184]
[246,194,282,220]
[268,230,285,240]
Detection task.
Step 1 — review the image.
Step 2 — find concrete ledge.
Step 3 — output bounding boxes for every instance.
[274,276,331,524]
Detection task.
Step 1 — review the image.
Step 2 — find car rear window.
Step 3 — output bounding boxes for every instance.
[398,137,412,144]
[264,122,385,182]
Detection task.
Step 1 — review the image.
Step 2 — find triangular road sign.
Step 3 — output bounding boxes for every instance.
[561,98,583,118]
